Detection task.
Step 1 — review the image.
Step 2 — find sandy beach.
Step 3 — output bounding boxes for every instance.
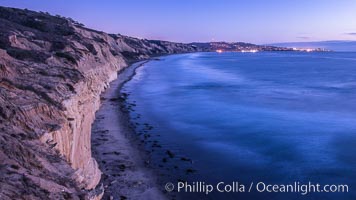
[91,61,166,200]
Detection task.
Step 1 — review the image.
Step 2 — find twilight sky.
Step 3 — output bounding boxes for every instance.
[1,0,356,44]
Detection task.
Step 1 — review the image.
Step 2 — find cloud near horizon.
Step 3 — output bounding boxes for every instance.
[345,33,356,36]
[296,36,311,40]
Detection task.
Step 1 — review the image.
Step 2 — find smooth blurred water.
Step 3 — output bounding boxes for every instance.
[123,52,356,200]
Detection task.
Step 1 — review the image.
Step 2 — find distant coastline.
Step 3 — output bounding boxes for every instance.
[190,42,329,53]
[269,40,356,52]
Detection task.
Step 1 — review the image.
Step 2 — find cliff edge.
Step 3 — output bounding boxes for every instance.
[0,7,199,199]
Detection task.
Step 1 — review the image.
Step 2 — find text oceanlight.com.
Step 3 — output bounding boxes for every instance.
[165,181,349,195]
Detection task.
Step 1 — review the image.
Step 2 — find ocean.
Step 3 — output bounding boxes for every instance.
[121,52,356,200]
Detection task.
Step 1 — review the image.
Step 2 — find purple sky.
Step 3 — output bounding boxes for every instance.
[1,0,356,44]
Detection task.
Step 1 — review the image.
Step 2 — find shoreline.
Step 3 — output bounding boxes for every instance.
[91,60,166,200]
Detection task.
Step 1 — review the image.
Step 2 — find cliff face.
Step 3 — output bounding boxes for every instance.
[0,7,199,199]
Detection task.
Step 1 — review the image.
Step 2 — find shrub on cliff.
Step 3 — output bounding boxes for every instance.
[7,47,50,63]
[55,52,78,64]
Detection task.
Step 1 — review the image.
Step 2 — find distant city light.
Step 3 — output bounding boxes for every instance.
[241,49,258,53]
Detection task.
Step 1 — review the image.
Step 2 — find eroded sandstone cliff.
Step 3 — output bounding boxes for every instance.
[0,7,199,199]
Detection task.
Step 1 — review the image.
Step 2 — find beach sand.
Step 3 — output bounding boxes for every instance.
[91,61,166,200]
